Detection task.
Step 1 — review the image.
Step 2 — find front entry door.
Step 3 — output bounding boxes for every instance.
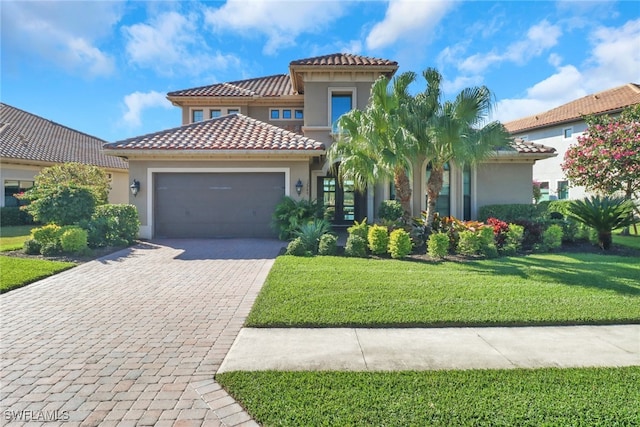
[317,176,366,225]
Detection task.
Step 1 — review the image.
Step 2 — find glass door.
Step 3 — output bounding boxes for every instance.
[318,176,364,225]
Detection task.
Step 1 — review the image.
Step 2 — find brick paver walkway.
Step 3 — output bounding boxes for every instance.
[1,239,283,426]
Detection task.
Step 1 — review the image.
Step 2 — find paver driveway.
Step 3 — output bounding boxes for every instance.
[1,239,283,426]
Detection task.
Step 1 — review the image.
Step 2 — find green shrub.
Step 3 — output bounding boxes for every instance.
[272,197,325,240]
[505,224,524,250]
[81,204,139,248]
[60,227,88,254]
[285,237,307,256]
[318,234,338,256]
[0,207,34,226]
[344,235,367,258]
[21,185,96,226]
[347,217,369,240]
[40,241,62,256]
[378,200,403,221]
[367,224,389,255]
[295,219,332,254]
[23,239,42,255]
[457,230,481,256]
[479,227,498,258]
[388,229,412,259]
[427,232,449,259]
[31,224,62,247]
[478,204,542,222]
[540,224,564,251]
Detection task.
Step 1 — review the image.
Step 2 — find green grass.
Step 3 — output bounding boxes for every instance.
[0,256,75,293]
[613,233,640,249]
[0,225,35,251]
[217,367,640,426]
[246,254,640,327]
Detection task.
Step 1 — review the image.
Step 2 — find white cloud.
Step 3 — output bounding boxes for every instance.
[204,0,346,55]
[123,11,241,77]
[366,0,454,50]
[1,1,121,76]
[494,19,640,123]
[122,91,172,128]
[458,20,562,74]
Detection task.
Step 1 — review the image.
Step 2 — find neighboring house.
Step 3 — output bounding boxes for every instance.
[104,53,555,239]
[0,103,129,207]
[504,83,640,201]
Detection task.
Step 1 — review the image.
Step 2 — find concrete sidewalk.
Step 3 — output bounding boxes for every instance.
[218,325,640,372]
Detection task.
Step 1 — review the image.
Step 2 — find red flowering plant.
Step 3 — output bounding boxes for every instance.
[486,217,509,248]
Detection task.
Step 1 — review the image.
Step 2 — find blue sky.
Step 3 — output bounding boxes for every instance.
[2,0,639,143]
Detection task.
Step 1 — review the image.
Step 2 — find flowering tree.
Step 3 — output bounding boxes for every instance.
[562,105,640,201]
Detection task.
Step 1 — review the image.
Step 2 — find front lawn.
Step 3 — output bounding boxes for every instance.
[0,257,75,293]
[217,367,640,426]
[246,254,640,327]
[0,225,35,251]
[613,233,640,250]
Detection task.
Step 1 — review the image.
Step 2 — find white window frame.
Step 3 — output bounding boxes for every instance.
[328,87,357,129]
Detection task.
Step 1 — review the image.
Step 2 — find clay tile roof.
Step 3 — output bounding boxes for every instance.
[167,74,294,98]
[104,114,325,152]
[504,83,640,133]
[289,53,398,67]
[0,103,128,169]
[509,138,556,154]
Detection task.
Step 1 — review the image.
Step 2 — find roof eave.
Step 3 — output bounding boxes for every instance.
[102,148,325,158]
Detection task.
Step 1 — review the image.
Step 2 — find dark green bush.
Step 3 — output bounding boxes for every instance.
[539,224,563,252]
[81,204,139,248]
[272,197,325,240]
[21,185,96,226]
[388,229,412,259]
[478,204,542,223]
[40,241,62,256]
[345,235,367,258]
[318,233,338,256]
[23,239,42,255]
[378,200,403,221]
[285,237,307,256]
[0,207,34,226]
[367,224,389,255]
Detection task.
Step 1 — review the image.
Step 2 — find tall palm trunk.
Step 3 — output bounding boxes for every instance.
[393,166,412,222]
[425,164,444,229]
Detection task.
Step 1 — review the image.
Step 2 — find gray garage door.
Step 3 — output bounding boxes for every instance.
[155,172,285,238]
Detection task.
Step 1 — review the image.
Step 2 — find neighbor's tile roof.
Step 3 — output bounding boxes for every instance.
[167,74,294,98]
[290,53,398,67]
[509,138,556,154]
[0,103,128,169]
[504,83,640,133]
[104,114,325,152]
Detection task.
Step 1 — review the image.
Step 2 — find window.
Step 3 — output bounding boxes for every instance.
[463,164,471,220]
[227,109,239,114]
[557,180,569,200]
[270,108,303,121]
[330,89,354,133]
[426,162,450,217]
[210,109,221,119]
[539,181,550,202]
[4,180,33,207]
[563,127,573,139]
[192,109,203,122]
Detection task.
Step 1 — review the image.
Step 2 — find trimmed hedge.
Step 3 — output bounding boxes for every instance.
[0,207,34,226]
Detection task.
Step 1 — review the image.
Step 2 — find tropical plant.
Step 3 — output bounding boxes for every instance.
[540,224,563,252]
[318,234,338,256]
[378,200,404,221]
[344,234,367,258]
[60,227,89,254]
[406,68,511,230]
[565,196,637,250]
[388,228,412,259]
[457,230,482,256]
[285,237,307,256]
[272,197,325,240]
[328,73,418,220]
[347,217,369,240]
[367,224,389,255]
[294,219,333,254]
[427,232,449,258]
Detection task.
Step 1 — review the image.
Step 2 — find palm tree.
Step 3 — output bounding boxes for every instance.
[327,72,417,220]
[407,68,511,229]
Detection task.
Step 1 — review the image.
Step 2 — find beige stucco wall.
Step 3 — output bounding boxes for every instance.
[126,158,313,239]
[0,161,128,207]
[476,161,534,210]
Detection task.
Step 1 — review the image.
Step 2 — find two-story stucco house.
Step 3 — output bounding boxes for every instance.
[104,53,555,239]
[0,103,129,208]
[504,83,640,201]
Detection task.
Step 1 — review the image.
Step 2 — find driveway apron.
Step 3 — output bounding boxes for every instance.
[0,239,282,426]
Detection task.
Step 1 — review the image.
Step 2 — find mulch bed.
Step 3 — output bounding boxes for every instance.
[1,246,129,264]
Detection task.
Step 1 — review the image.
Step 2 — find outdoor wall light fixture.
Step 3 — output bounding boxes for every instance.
[130,179,140,197]
[295,179,303,195]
